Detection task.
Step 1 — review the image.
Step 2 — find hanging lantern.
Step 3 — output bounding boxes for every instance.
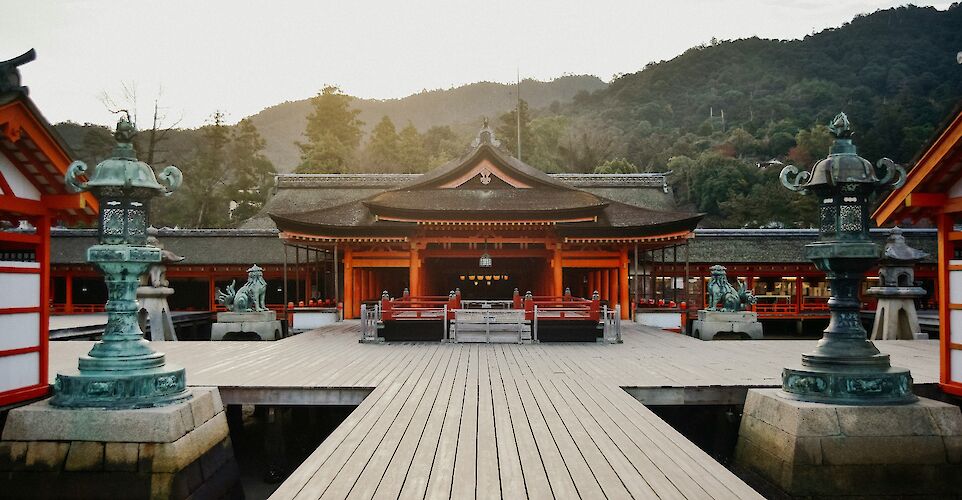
[479,238,492,268]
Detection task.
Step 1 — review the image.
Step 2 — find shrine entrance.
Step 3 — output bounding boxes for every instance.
[422,256,548,300]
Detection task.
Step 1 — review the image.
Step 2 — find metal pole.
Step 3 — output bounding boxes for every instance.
[333,243,339,321]
[283,244,289,315]
[633,242,639,319]
[294,246,300,304]
[673,245,678,303]
[684,240,690,306]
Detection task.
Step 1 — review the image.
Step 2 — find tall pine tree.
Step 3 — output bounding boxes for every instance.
[296,85,363,173]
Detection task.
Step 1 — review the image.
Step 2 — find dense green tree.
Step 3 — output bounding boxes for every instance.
[227,118,276,223]
[526,116,569,172]
[160,111,232,227]
[422,125,461,167]
[366,116,400,167]
[593,157,639,174]
[296,85,363,173]
[788,124,833,166]
[397,123,428,172]
[496,99,531,160]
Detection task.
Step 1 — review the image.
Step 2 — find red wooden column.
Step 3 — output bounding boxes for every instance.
[609,268,618,307]
[64,270,74,313]
[409,246,421,296]
[937,213,961,395]
[619,247,630,319]
[343,246,354,319]
[37,215,49,393]
[601,270,610,301]
[208,274,216,311]
[552,246,563,296]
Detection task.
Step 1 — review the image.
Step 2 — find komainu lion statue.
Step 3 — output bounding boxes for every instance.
[706,264,756,312]
[216,264,269,312]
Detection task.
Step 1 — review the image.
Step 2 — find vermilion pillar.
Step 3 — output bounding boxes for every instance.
[608,268,618,307]
[552,247,563,296]
[65,271,74,313]
[343,246,354,319]
[409,247,421,296]
[619,248,630,319]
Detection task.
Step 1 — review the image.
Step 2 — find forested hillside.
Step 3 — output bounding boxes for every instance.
[52,5,962,229]
[249,75,606,170]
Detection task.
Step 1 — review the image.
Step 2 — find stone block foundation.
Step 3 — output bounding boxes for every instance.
[734,388,962,498]
[0,387,242,499]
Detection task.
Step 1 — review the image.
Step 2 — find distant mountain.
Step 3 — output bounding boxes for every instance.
[566,4,962,167]
[248,75,606,171]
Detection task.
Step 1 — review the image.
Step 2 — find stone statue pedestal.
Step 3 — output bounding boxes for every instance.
[692,309,763,340]
[868,286,927,340]
[0,387,242,499]
[137,285,177,341]
[211,310,285,341]
[734,389,962,498]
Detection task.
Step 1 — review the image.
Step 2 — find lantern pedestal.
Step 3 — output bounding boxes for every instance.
[51,245,189,409]
[734,389,962,498]
[0,387,242,499]
[778,241,916,405]
[692,310,763,341]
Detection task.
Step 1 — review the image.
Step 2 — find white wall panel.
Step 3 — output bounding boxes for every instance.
[951,310,962,345]
[0,152,41,200]
[0,312,39,351]
[0,273,39,308]
[0,352,39,393]
[953,350,962,385]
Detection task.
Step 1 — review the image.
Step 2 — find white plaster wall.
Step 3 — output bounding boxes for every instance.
[953,350,962,385]
[636,312,682,329]
[0,312,38,351]
[953,310,962,345]
[0,272,39,308]
[293,311,339,331]
[0,352,39,393]
[0,152,41,200]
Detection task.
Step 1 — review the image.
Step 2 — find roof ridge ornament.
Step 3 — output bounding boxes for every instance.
[471,117,501,149]
[0,48,36,95]
[828,112,853,139]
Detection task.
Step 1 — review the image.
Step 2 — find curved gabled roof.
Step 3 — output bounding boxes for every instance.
[269,123,704,237]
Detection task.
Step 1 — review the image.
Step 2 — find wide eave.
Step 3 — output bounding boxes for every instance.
[270,130,703,241]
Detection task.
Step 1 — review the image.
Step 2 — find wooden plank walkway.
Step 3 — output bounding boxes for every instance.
[48,323,940,500]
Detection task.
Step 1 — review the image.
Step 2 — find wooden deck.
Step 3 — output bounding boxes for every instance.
[49,323,939,500]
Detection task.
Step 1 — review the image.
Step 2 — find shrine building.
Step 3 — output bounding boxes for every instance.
[266,124,703,319]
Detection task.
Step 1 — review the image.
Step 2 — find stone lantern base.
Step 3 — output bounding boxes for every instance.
[734,389,962,498]
[0,387,242,499]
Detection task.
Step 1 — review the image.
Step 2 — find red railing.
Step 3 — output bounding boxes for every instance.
[381,290,461,321]
[517,289,601,322]
[50,303,106,314]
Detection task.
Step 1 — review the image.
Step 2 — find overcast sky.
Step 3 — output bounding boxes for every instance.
[2,0,955,129]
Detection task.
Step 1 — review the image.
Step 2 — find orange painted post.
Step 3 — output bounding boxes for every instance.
[937,213,960,395]
[305,264,312,303]
[208,274,216,312]
[619,248,630,319]
[37,215,50,396]
[343,246,354,319]
[353,269,362,318]
[64,270,74,313]
[601,269,610,301]
[552,247,563,296]
[588,271,596,297]
[609,268,618,307]
[409,247,420,296]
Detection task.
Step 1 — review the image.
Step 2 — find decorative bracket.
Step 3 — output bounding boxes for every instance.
[779,164,811,193]
[876,158,906,189]
[64,161,89,193]
[157,166,183,195]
